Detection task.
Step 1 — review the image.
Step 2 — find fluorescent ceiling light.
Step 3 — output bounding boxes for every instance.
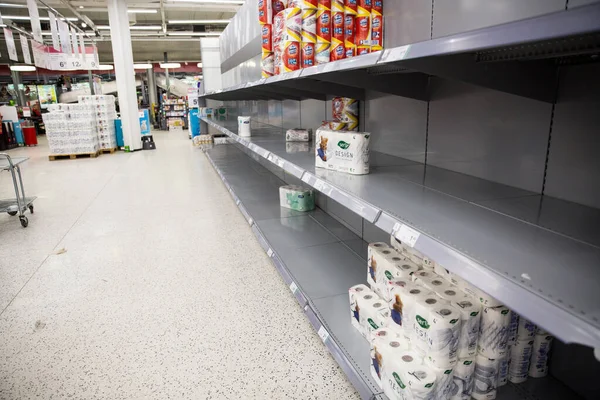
[97,65,114,70]
[197,62,202,68]
[167,32,222,36]
[134,63,153,69]
[10,65,36,72]
[96,25,162,30]
[128,9,158,14]
[3,15,77,21]
[168,19,230,24]
[159,63,181,68]
[168,1,244,4]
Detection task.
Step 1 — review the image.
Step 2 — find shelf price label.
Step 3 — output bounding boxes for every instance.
[317,326,330,343]
[289,281,298,294]
[313,179,332,195]
[268,154,286,169]
[248,217,254,226]
[267,248,273,257]
[393,223,421,248]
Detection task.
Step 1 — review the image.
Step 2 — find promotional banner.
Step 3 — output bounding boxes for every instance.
[31,39,48,68]
[30,42,100,71]
[4,28,18,61]
[48,11,61,51]
[20,34,32,64]
[58,19,71,55]
[71,27,79,57]
[26,0,43,43]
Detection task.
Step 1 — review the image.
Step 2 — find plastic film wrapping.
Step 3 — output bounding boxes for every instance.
[452,298,481,358]
[302,7,317,42]
[508,338,533,383]
[301,42,315,67]
[316,6,331,43]
[262,24,273,52]
[315,42,330,64]
[528,333,553,378]
[344,0,357,15]
[478,306,511,359]
[344,13,355,47]
[281,40,301,72]
[472,354,499,400]
[258,0,273,25]
[330,37,345,61]
[261,51,275,77]
[449,358,475,400]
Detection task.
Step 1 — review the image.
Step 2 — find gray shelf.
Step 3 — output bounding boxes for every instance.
[201,4,600,102]
[204,142,580,400]
[202,116,600,351]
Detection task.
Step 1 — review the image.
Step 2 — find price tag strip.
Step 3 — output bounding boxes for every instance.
[289,281,298,294]
[392,222,421,248]
[317,326,330,343]
[267,248,273,257]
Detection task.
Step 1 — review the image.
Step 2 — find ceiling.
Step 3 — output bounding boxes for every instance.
[0,0,241,63]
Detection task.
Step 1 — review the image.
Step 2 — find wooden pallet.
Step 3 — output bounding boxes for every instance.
[99,147,118,154]
[48,151,100,161]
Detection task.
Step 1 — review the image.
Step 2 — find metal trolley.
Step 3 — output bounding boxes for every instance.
[0,153,35,228]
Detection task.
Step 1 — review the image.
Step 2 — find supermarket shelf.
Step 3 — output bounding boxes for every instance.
[200,4,600,102]
[202,116,600,350]
[203,142,581,400]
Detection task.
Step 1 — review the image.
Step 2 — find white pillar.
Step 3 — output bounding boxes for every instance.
[107,0,142,151]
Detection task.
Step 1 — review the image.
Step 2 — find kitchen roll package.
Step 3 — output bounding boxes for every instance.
[332,97,359,131]
[478,306,511,359]
[472,354,499,400]
[315,127,370,175]
[426,303,461,368]
[371,327,407,389]
[508,338,533,383]
[449,358,475,400]
[285,128,310,142]
[279,185,315,211]
[238,116,252,137]
[529,333,553,378]
[452,298,482,358]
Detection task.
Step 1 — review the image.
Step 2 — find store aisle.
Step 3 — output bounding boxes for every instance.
[0,133,359,399]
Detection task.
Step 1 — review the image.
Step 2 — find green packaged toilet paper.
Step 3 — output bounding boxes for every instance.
[279,185,315,212]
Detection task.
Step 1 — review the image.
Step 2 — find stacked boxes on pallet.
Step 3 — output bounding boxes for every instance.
[78,95,118,150]
[43,104,99,155]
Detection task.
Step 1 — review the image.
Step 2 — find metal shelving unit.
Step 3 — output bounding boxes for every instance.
[203,142,580,400]
[201,116,600,351]
[201,3,600,103]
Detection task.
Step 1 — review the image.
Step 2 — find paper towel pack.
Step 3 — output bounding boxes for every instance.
[279,185,315,211]
[315,127,370,175]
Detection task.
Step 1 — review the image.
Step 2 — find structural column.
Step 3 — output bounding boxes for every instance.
[147,66,157,106]
[10,70,26,107]
[199,38,223,135]
[107,0,142,151]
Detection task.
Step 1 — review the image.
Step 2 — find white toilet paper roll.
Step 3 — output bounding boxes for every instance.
[426,277,454,298]
[398,350,436,395]
[472,354,499,400]
[508,338,533,384]
[452,298,482,358]
[535,326,549,335]
[478,306,511,358]
[412,270,436,285]
[387,280,428,338]
[349,285,375,338]
[458,280,503,308]
[508,310,519,345]
[413,296,443,356]
[497,351,510,386]
[427,303,461,368]
[422,256,436,270]
[449,358,475,400]
[362,297,390,339]
[237,116,251,137]
[434,263,452,282]
[425,358,455,400]
[529,333,553,378]
[376,255,417,301]
[437,285,466,302]
[517,316,536,340]
[367,242,394,294]
[371,328,407,389]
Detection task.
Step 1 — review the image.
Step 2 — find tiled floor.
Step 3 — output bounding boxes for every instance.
[0,133,358,399]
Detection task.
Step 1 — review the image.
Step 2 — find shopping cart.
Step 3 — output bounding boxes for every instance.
[0,153,35,227]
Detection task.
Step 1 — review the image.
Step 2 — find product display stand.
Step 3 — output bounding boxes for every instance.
[204,142,579,400]
[0,154,35,227]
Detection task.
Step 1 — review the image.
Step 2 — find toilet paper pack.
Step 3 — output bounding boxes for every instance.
[508,311,519,345]
[367,242,393,292]
[426,303,461,368]
[376,257,419,302]
[452,298,481,358]
[497,351,510,386]
[388,283,433,343]
[508,338,534,383]
[361,296,390,340]
[529,333,553,378]
[517,316,536,340]
[425,359,455,400]
[285,128,310,142]
[315,127,370,175]
[279,185,315,211]
[370,327,407,389]
[238,116,251,137]
[384,350,436,400]
[472,354,500,400]
[349,284,372,336]
[478,306,511,359]
[449,358,475,400]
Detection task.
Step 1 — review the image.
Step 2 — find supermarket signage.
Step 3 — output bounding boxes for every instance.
[31,41,100,71]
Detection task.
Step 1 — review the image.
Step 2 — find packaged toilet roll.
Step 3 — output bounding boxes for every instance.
[315,127,370,175]
[478,306,510,358]
[434,263,452,282]
[349,284,373,336]
[449,358,475,400]
[472,354,500,400]
[517,316,536,340]
[425,359,455,400]
[412,270,435,285]
[384,350,436,400]
[385,279,416,335]
[285,128,310,142]
[427,303,461,368]
[497,351,510,386]
[422,276,454,299]
[370,327,407,389]
[332,97,359,131]
[508,311,519,345]
[279,185,315,211]
[508,338,534,383]
[367,242,393,292]
[405,246,425,267]
[388,283,432,342]
[376,257,419,302]
[422,256,436,270]
[452,298,481,358]
[362,296,390,339]
[238,116,251,137]
[460,281,503,308]
[528,333,553,378]
[412,295,443,356]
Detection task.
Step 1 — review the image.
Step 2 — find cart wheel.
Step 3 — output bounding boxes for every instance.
[29,205,34,214]
[20,216,28,228]
[7,211,18,216]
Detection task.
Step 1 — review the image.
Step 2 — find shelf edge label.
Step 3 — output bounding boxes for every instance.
[393,223,420,248]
